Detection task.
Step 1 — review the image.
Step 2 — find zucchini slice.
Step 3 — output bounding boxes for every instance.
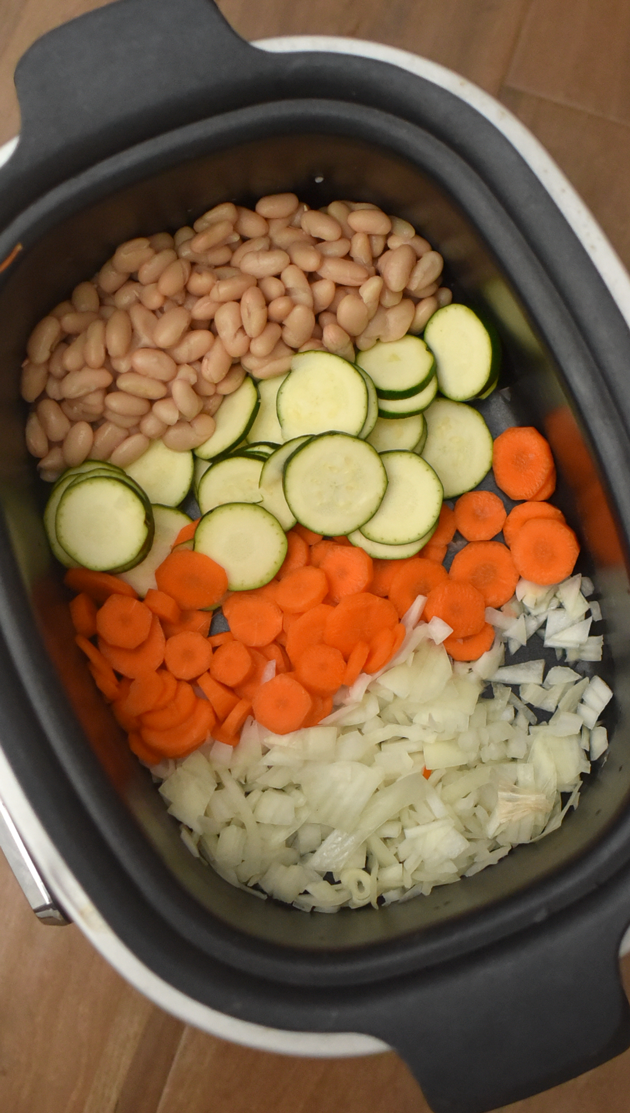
[421,398,493,499]
[55,474,154,572]
[119,505,192,595]
[357,367,379,440]
[356,336,435,399]
[360,451,443,545]
[277,351,368,440]
[246,375,286,445]
[283,433,387,536]
[44,464,126,567]
[194,376,260,460]
[197,455,264,515]
[424,303,501,401]
[367,413,426,453]
[195,503,288,590]
[377,373,437,418]
[238,441,278,460]
[123,439,194,507]
[348,523,437,560]
[258,436,310,532]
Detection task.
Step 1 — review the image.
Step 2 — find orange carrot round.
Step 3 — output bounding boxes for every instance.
[69,592,98,638]
[152,669,178,710]
[208,631,235,648]
[429,503,457,545]
[64,567,138,602]
[444,622,495,661]
[364,626,396,673]
[233,648,269,701]
[449,540,519,608]
[98,613,165,678]
[164,630,214,680]
[369,557,413,598]
[142,697,215,757]
[213,698,252,746]
[144,588,181,625]
[510,517,580,585]
[423,580,486,637]
[197,672,239,720]
[454,490,506,541]
[142,679,196,730]
[274,566,328,614]
[492,426,555,500]
[310,539,339,568]
[503,501,565,549]
[222,594,283,647]
[162,609,213,638]
[96,594,153,649]
[210,641,254,687]
[343,640,370,687]
[324,592,398,658]
[128,731,163,766]
[301,693,334,728]
[420,541,448,563]
[277,531,310,577]
[293,524,323,546]
[295,644,347,695]
[260,642,289,674]
[123,669,165,716]
[252,674,313,734]
[319,545,373,602]
[155,549,228,610]
[172,519,200,547]
[388,557,448,618]
[529,465,556,501]
[88,661,120,702]
[285,603,335,666]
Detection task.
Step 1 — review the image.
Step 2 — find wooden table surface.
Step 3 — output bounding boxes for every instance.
[2,1,630,1110]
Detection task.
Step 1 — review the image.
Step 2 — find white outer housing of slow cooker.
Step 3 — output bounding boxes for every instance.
[1,33,630,1057]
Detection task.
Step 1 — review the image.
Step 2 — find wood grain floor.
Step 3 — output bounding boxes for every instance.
[2,1,630,1110]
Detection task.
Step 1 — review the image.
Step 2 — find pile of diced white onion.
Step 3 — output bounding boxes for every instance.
[151,573,612,912]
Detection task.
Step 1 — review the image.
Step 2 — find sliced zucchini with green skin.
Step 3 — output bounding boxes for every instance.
[119,505,191,596]
[45,465,128,567]
[377,373,438,418]
[194,376,260,460]
[123,439,194,507]
[55,474,154,572]
[348,522,437,560]
[197,455,264,515]
[412,422,428,456]
[246,374,286,445]
[421,398,493,499]
[283,433,387,536]
[356,336,435,399]
[195,503,288,590]
[277,351,368,440]
[235,442,278,461]
[424,303,501,401]
[257,436,310,532]
[356,367,379,440]
[361,451,443,545]
[194,456,211,499]
[367,413,426,453]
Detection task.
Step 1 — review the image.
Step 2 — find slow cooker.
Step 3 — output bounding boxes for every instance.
[2,2,630,1110]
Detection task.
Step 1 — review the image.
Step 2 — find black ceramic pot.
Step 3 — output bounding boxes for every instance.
[2,3,630,1111]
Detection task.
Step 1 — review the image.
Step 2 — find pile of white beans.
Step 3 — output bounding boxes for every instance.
[21,193,451,481]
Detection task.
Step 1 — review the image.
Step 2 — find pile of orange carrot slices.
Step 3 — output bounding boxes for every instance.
[68,424,580,762]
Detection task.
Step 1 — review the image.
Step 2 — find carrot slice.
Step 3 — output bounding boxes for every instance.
[369,557,414,599]
[142,679,196,730]
[324,593,398,658]
[492,426,555,500]
[155,549,228,610]
[278,531,310,577]
[164,631,214,680]
[364,626,396,674]
[98,613,165,678]
[331,535,352,546]
[310,539,339,568]
[128,731,163,766]
[144,588,181,625]
[233,648,270,701]
[122,670,165,716]
[172,519,200,547]
[197,672,239,720]
[64,567,138,602]
[294,644,346,695]
[260,642,289,674]
[444,622,495,661]
[162,609,214,638]
[454,490,506,541]
[423,580,486,637]
[210,641,254,687]
[285,603,335,666]
[96,594,153,650]
[301,693,334,727]
[222,594,283,647]
[75,633,114,674]
[319,545,373,602]
[293,524,322,545]
[388,557,448,618]
[419,541,448,563]
[429,503,457,545]
[69,592,98,638]
[509,517,580,585]
[343,640,370,687]
[252,674,313,734]
[388,622,406,663]
[449,540,519,608]
[112,695,140,732]
[152,669,178,710]
[214,698,252,744]
[88,661,120,702]
[503,501,565,549]
[142,698,216,757]
[274,566,328,613]
[208,631,235,648]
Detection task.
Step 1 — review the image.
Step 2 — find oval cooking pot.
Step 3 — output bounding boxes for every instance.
[2,2,630,1111]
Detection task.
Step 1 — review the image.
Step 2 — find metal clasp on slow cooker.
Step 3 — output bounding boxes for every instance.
[0,794,68,925]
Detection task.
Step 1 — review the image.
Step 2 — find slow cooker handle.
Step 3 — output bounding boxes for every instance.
[1,0,275,229]
[362,867,630,1113]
